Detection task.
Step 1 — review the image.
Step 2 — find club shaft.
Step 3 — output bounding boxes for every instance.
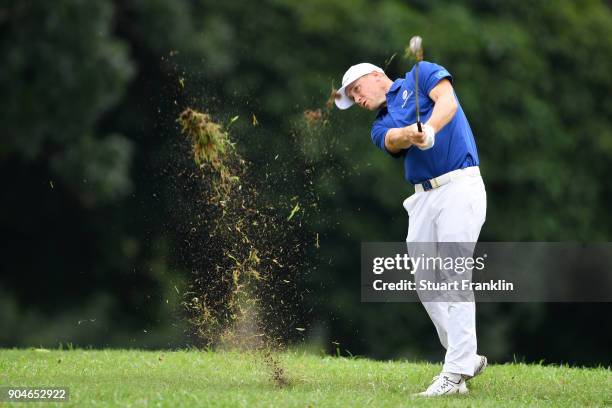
[415,61,422,132]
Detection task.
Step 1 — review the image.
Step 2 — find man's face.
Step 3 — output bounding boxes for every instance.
[346,72,387,111]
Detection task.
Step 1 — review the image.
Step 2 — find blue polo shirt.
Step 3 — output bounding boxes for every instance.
[371,61,479,185]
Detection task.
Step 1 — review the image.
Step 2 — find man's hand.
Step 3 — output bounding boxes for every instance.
[403,123,431,148]
[384,123,431,153]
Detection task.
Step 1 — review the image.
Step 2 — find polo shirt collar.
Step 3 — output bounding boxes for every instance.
[387,78,403,95]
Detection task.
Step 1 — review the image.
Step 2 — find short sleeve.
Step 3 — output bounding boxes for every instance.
[418,61,453,96]
[371,118,405,159]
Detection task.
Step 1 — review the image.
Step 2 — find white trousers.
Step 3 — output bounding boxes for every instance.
[403,170,487,376]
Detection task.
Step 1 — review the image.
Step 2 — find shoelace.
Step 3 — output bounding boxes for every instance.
[434,375,461,383]
[430,374,454,393]
[428,376,454,391]
[432,356,485,383]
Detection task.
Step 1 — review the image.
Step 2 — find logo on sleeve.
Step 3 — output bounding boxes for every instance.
[436,70,449,78]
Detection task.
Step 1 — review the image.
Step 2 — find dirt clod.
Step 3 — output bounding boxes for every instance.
[176,107,313,387]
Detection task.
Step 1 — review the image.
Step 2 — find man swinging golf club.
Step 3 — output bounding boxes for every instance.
[335,37,488,396]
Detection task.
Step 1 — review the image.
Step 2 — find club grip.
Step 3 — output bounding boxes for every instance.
[417,121,422,132]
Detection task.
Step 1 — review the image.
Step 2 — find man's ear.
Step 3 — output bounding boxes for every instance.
[372,71,385,82]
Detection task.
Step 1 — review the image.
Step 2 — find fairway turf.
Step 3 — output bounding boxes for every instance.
[1,349,610,407]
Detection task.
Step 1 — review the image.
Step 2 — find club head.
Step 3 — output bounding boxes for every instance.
[408,35,423,61]
[409,36,422,54]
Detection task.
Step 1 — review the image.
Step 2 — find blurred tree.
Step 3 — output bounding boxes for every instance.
[0,0,134,204]
[0,0,183,348]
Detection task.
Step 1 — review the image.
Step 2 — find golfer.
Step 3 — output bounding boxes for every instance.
[335,61,487,396]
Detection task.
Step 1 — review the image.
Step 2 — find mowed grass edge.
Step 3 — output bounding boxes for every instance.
[0,349,610,407]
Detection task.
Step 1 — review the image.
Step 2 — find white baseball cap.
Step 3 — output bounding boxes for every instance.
[335,63,384,110]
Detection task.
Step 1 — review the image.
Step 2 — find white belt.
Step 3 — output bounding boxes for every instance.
[414,166,481,193]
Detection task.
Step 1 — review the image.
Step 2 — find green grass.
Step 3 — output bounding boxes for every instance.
[0,349,610,407]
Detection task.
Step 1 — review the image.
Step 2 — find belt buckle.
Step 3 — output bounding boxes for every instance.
[422,180,433,191]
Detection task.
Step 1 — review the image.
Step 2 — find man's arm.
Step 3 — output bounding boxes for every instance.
[384,127,413,153]
[384,79,458,153]
[425,79,457,133]
[385,125,430,153]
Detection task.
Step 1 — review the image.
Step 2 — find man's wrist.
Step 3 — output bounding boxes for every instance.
[395,127,410,149]
[385,128,408,152]
[418,124,436,150]
[425,121,438,133]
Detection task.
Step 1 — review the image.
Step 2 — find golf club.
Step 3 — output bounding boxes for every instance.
[408,35,423,132]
